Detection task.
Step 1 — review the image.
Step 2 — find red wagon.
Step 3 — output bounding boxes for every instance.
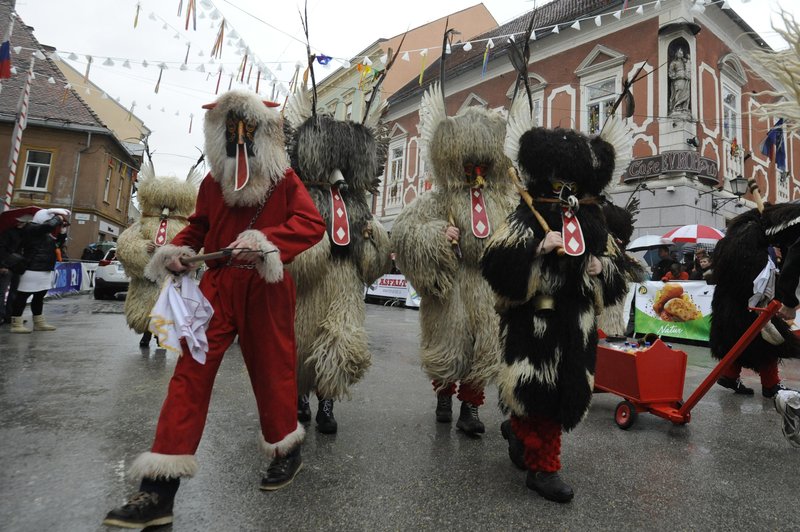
[594,299,781,429]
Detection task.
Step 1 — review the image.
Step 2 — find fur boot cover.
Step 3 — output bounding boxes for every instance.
[391,84,516,389]
[116,163,198,333]
[284,86,393,399]
[128,452,198,481]
[710,204,800,368]
[480,102,629,431]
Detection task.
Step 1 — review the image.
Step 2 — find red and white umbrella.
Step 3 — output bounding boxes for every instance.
[662,224,725,244]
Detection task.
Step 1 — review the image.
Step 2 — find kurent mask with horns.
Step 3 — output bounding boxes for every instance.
[202,90,289,207]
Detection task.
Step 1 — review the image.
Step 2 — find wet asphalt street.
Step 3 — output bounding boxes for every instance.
[1,293,799,531]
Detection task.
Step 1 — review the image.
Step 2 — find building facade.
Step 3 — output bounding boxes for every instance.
[378,0,798,239]
[0,1,141,257]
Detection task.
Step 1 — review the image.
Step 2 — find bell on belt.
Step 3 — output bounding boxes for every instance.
[533,294,555,313]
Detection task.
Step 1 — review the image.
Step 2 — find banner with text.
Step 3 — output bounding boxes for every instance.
[634,281,714,341]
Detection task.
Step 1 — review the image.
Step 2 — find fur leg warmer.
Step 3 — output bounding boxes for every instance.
[432,381,457,395]
[258,423,305,460]
[128,452,198,481]
[456,382,485,406]
[512,414,562,473]
[237,229,283,283]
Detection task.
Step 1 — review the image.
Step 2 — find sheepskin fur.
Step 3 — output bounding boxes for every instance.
[285,110,392,399]
[128,452,198,481]
[204,90,289,207]
[391,105,515,389]
[480,126,628,431]
[116,176,197,333]
[144,244,197,285]
[710,204,800,368]
[258,423,305,459]
[237,229,283,283]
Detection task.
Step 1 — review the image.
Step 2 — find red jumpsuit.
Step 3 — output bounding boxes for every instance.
[150,170,325,457]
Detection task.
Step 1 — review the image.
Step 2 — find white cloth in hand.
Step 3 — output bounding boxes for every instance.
[149,276,214,364]
[749,258,777,308]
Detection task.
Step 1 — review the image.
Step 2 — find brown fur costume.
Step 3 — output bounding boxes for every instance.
[391,84,515,398]
[284,86,392,400]
[116,163,198,333]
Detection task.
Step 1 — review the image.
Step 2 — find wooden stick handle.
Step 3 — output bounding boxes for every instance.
[748,178,764,213]
[179,248,276,265]
[507,167,565,256]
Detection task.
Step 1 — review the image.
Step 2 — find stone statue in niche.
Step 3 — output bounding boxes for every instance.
[668,47,692,118]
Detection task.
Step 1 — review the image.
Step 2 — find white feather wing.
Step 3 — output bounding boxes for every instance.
[504,95,536,169]
[599,114,634,177]
[284,83,313,129]
[418,82,447,162]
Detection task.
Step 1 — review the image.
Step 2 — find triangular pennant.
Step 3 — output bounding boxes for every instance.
[595,15,602,26]
[571,20,581,30]
[123,60,131,68]
[401,51,410,61]
[34,50,46,60]
[462,41,473,51]
[552,25,560,34]
[47,76,55,84]
[613,10,621,19]
[102,57,114,66]
[12,46,21,54]
[636,5,644,15]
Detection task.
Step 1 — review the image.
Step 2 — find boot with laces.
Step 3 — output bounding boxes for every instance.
[102,491,174,528]
[297,394,311,423]
[435,392,453,423]
[260,446,303,491]
[456,401,485,435]
[316,398,337,434]
[526,471,574,503]
[716,376,754,395]
[763,382,794,398]
[500,419,526,470]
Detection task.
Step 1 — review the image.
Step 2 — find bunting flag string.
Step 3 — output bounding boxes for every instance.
[210,19,225,59]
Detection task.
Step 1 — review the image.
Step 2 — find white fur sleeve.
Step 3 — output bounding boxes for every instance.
[238,229,284,283]
[144,244,197,284]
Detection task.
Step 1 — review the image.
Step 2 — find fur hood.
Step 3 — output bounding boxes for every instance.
[203,90,289,207]
[137,175,197,218]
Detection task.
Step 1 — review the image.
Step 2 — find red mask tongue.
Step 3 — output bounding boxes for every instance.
[234,143,249,191]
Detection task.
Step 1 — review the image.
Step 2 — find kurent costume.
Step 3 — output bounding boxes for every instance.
[283,85,392,433]
[391,83,516,435]
[710,204,800,396]
[711,10,800,402]
[480,96,630,502]
[116,161,199,347]
[103,90,325,529]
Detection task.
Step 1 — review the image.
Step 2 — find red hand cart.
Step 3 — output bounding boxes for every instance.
[594,299,781,429]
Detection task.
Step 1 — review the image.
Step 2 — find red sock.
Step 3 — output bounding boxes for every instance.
[432,381,456,395]
[757,358,780,389]
[511,413,562,472]
[456,382,485,406]
[721,361,743,381]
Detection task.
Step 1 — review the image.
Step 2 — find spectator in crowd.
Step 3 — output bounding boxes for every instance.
[651,245,676,280]
[661,262,688,282]
[690,255,713,282]
[0,213,34,325]
[81,243,105,261]
[8,208,70,333]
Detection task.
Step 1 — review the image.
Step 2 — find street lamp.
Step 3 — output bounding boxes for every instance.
[711,175,749,214]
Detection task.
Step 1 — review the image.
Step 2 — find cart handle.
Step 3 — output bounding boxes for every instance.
[678,299,782,417]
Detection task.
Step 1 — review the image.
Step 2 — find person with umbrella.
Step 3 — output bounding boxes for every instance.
[651,245,676,281]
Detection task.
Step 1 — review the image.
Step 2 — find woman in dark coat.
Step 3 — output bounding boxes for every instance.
[8,208,70,333]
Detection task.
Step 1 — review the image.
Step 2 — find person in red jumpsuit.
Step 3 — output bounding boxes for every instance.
[103,90,325,529]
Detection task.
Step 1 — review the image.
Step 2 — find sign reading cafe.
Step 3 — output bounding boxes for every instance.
[623,150,718,181]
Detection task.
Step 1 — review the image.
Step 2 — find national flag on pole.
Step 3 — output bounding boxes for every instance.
[0,40,11,79]
[760,118,786,171]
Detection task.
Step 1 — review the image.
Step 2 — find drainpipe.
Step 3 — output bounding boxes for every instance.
[69,131,91,229]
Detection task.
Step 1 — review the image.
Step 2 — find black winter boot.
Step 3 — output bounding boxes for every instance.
[102,477,179,528]
[297,394,311,423]
[500,419,526,470]
[526,471,574,503]
[260,446,303,491]
[456,401,485,435]
[139,332,152,348]
[435,392,453,423]
[316,398,338,434]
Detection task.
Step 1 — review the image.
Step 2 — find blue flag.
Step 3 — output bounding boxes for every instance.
[760,118,786,171]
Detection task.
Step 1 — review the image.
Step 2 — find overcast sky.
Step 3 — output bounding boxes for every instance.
[12,0,800,178]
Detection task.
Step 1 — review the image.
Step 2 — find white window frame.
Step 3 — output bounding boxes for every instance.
[721,80,741,143]
[21,149,52,191]
[103,165,112,203]
[386,141,405,208]
[582,75,619,135]
[115,172,125,210]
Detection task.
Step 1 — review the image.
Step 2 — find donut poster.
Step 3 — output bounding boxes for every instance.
[633,281,714,341]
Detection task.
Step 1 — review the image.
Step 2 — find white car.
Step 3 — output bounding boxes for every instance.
[93,248,130,300]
